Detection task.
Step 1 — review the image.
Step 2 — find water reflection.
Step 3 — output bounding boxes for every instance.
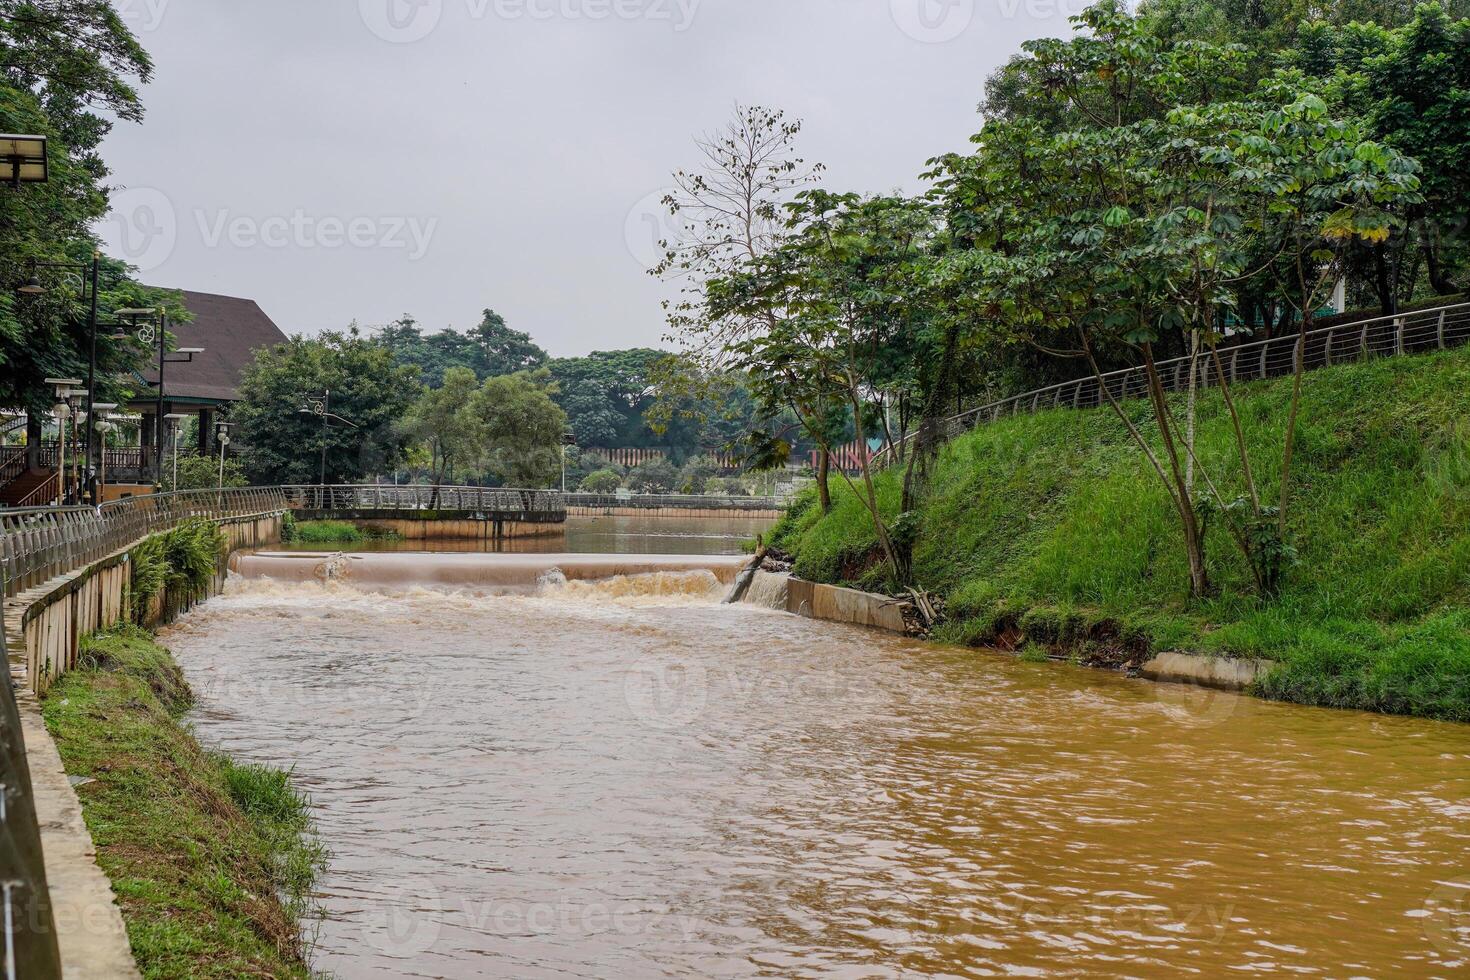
[163,569,1470,978]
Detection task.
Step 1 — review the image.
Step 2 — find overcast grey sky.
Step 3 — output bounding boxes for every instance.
[95,0,1086,357]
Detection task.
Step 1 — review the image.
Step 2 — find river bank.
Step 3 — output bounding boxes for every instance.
[770,346,1470,721]
[40,624,325,979]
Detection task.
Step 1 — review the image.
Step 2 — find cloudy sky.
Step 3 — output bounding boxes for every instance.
[96,0,1086,357]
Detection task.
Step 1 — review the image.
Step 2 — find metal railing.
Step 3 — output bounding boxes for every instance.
[283,485,567,520]
[877,302,1470,464]
[564,492,787,512]
[0,445,25,490]
[12,475,57,511]
[0,487,288,600]
[34,446,149,472]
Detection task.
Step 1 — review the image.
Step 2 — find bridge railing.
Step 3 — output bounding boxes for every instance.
[564,492,786,512]
[877,301,1470,465]
[1,487,288,601]
[283,484,566,518]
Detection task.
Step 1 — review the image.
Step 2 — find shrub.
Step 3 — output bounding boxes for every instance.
[626,457,679,493]
[579,469,623,493]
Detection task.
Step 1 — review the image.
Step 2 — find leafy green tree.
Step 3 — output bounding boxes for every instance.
[723,191,937,584]
[468,309,547,377]
[234,330,422,484]
[376,309,548,385]
[936,2,1418,597]
[548,348,665,448]
[472,371,567,487]
[626,457,678,493]
[579,468,622,493]
[399,366,484,494]
[0,0,153,169]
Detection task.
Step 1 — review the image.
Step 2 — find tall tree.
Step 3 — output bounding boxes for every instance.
[473,371,567,487]
[651,104,838,505]
[234,330,422,485]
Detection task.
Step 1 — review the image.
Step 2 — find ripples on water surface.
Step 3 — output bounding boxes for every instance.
[162,564,1470,978]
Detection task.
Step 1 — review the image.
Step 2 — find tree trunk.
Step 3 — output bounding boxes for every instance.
[1424,232,1458,296]
[1142,344,1210,600]
[1373,244,1395,315]
[816,447,831,511]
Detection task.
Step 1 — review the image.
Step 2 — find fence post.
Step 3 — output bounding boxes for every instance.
[1438,309,1447,349]
[1395,316,1405,356]
[1324,328,1334,366]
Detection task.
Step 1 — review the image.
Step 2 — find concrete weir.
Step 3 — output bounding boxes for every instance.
[232,551,748,589]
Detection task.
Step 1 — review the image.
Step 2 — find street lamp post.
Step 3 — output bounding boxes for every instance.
[215,420,233,489]
[561,433,577,493]
[299,390,358,488]
[163,413,187,490]
[91,404,118,500]
[43,378,81,505]
[113,309,202,487]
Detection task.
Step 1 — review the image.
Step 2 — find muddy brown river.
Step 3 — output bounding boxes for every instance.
[161,552,1470,978]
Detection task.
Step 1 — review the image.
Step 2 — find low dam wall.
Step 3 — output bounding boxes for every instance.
[233,551,747,590]
[299,512,563,541]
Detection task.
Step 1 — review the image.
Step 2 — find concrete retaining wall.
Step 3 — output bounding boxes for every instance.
[567,505,784,519]
[339,516,561,541]
[747,571,1271,693]
[1138,651,1275,691]
[743,572,914,634]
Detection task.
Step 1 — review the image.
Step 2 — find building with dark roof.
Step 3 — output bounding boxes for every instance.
[128,289,289,462]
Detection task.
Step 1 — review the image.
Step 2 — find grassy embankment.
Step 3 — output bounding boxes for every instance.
[281,512,399,544]
[43,627,325,978]
[41,519,326,978]
[770,345,1470,721]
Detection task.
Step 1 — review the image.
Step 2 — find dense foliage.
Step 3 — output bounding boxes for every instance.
[663,0,1459,601]
[0,1,186,419]
[233,330,421,484]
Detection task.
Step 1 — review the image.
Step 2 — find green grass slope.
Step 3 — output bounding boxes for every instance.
[770,346,1470,721]
[43,626,325,978]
